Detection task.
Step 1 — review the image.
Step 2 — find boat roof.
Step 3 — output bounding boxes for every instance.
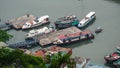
[86,11,95,18]
[38,15,49,22]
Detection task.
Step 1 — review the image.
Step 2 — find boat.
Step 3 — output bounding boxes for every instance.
[95,26,102,33]
[25,27,55,38]
[54,15,79,29]
[53,30,94,45]
[104,45,120,63]
[104,52,120,63]
[22,15,50,29]
[78,11,96,28]
[113,59,120,68]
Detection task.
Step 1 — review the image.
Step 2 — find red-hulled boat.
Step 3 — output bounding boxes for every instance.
[104,45,120,63]
[104,52,120,63]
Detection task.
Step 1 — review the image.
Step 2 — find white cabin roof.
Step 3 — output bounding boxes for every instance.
[86,11,95,18]
[38,15,49,22]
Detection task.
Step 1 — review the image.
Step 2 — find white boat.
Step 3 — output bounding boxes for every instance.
[78,11,96,28]
[25,27,54,38]
[22,15,50,29]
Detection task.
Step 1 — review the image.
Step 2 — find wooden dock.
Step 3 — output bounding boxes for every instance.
[6,14,35,29]
[0,24,12,31]
[9,38,38,48]
[33,27,81,46]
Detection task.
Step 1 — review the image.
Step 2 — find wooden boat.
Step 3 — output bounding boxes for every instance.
[54,15,79,29]
[53,30,94,45]
[22,15,50,29]
[78,11,96,28]
[25,27,55,38]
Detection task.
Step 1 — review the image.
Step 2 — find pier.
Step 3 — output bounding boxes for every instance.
[6,14,35,29]
[9,39,39,48]
[33,27,82,46]
[0,24,12,31]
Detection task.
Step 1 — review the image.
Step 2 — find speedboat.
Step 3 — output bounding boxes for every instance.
[25,27,54,38]
[78,11,96,28]
[95,26,102,33]
[22,15,50,29]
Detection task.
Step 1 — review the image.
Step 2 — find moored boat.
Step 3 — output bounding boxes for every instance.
[104,52,120,63]
[53,30,94,45]
[22,15,50,29]
[78,11,96,28]
[104,45,120,63]
[25,27,55,38]
[54,15,79,29]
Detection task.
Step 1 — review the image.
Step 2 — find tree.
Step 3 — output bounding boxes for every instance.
[0,48,46,68]
[46,51,76,68]
[0,29,12,42]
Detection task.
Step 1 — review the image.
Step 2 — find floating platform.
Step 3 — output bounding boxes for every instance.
[6,14,35,29]
[34,27,94,47]
[9,39,38,48]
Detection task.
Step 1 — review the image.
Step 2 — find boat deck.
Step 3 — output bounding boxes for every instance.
[6,14,35,29]
[33,27,81,46]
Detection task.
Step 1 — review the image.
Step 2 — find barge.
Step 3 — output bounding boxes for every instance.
[34,27,94,47]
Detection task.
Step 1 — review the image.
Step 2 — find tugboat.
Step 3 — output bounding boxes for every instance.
[54,15,79,29]
[22,15,50,29]
[78,11,96,28]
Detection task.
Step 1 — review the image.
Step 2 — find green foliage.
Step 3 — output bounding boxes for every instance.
[0,48,75,68]
[0,29,12,42]
[0,48,46,68]
[46,52,75,68]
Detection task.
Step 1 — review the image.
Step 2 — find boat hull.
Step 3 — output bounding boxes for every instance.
[22,21,50,29]
[78,16,96,28]
[55,20,79,29]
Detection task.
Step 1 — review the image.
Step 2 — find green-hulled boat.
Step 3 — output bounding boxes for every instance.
[54,15,79,29]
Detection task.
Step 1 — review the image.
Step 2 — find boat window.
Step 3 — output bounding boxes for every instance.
[30,33,34,34]
[34,19,39,22]
[85,17,89,19]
